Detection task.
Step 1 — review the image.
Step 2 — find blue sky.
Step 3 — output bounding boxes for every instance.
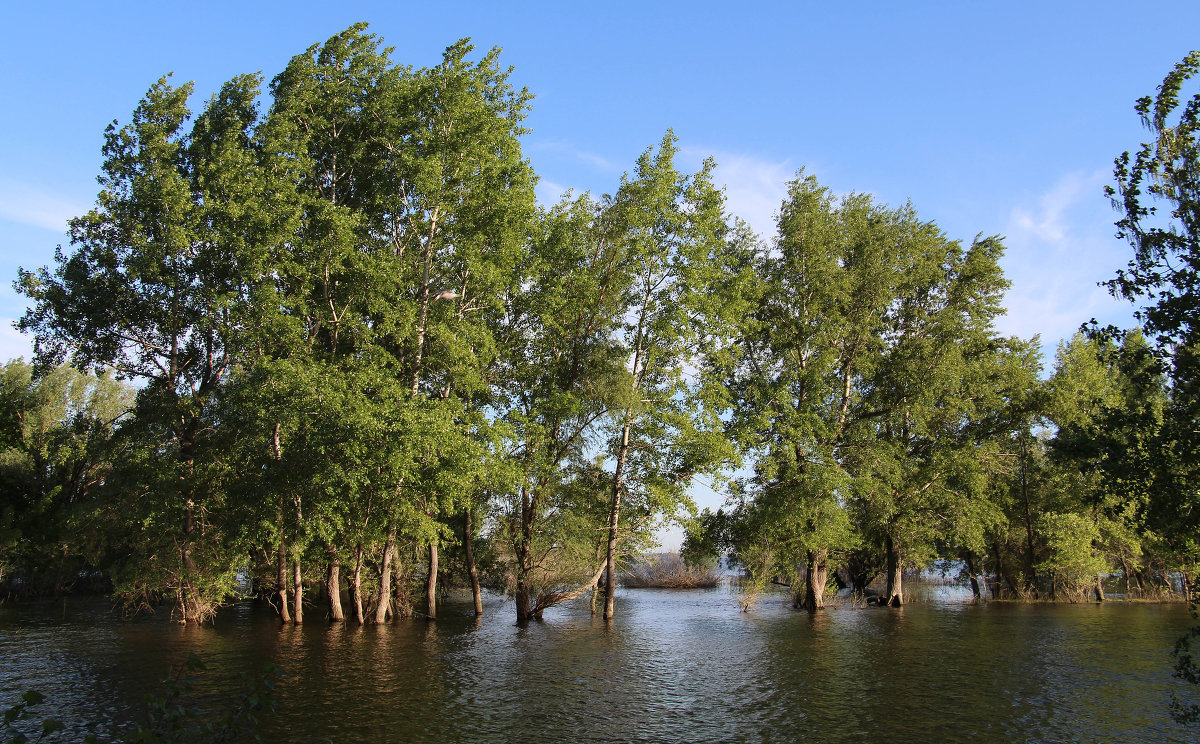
[2,2,1197,539]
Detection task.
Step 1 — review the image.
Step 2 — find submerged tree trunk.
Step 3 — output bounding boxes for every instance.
[350,542,365,624]
[276,533,291,624]
[292,556,303,623]
[375,530,396,623]
[803,549,828,612]
[515,585,532,626]
[392,549,411,619]
[463,509,482,616]
[426,538,438,621]
[604,413,633,621]
[962,549,982,601]
[177,422,202,623]
[271,426,291,623]
[515,486,535,627]
[884,535,903,607]
[327,547,344,622]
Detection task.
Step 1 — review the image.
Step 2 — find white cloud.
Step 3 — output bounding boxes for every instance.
[1008,170,1105,244]
[683,147,792,241]
[0,181,88,233]
[527,140,618,172]
[998,170,1135,356]
[534,179,571,207]
[0,321,33,364]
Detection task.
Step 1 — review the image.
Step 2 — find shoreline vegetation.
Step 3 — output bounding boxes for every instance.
[0,25,1198,637]
[621,553,721,589]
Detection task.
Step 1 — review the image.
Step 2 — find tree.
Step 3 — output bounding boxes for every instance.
[850,209,1017,607]
[1045,332,1167,599]
[492,195,629,626]
[597,132,747,619]
[0,361,132,593]
[249,25,537,624]
[716,175,888,611]
[1107,49,1200,581]
[717,173,1026,610]
[16,73,275,621]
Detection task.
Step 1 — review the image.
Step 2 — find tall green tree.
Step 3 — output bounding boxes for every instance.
[16,72,275,621]
[716,176,893,611]
[0,361,133,591]
[850,212,1017,607]
[597,133,747,619]
[493,195,629,626]
[251,25,536,624]
[1107,49,1200,579]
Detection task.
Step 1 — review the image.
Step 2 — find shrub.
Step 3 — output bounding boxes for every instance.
[621,553,720,589]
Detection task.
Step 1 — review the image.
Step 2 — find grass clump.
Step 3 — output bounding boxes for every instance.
[622,553,720,589]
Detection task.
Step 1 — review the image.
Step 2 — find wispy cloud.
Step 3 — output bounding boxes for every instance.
[0,181,88,233]
[682,147,792,241]
[0,322,33,364]
[527,140,619,172]
[534,179,571,207]
[998,170,1135,356]
[1008,171,1105,244]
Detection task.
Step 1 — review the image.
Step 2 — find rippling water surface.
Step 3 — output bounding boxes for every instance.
[0,588,1194,742]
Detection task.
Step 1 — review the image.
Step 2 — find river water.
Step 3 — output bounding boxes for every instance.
[0,586,1195,743]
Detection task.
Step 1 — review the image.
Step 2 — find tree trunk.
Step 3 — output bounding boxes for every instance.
[292,556,303,623]
[276,534,291,624]
[515,584,533,627]
[884,535,903,607]
[327,547,344,622]
[350,543,365,624]
[962,549,982,601]
[803,549,828,612]
[604,414,632,621]
[426,538,438,621]
[291,481,304,623]
[178,423,201,623]
[374,530,395,623]
[991,540,1020,598]
[1020,436,1037,594]
[463,509,482,616]
[392,549,411,619]
[271,425,290,623]
[1094,574,1105,602]
[515,486,535,627]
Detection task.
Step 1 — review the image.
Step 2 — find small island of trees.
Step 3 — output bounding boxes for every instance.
[1,26,1198,631]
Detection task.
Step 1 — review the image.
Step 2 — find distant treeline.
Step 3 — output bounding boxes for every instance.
[2,26,1197,625]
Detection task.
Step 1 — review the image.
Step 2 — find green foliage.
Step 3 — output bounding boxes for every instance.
[1035,512,1105,599]
[131,653,283,744]
[681,508,730,570]
[1108,50,1200,723]
[2,691,63,744]
[712,171,1034,605]
[1103,49,1200,581]
[0,361,133,592]
[1107,50,1200,349]
[1173,589,1200,725]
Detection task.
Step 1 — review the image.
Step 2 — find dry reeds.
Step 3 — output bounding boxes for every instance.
[622,553,720,589]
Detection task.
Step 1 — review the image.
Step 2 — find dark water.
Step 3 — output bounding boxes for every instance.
[1,587,1195,743]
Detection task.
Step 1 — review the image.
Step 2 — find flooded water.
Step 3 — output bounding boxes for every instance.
[0,586,1195,742]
